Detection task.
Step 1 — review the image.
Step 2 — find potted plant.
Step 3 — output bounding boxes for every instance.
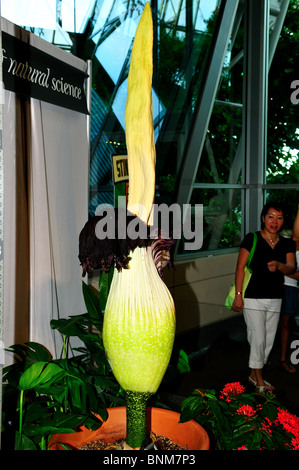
[180,382,299,450]
[2,275,204,450]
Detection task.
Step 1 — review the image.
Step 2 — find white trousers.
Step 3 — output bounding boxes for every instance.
[243,298,282,369]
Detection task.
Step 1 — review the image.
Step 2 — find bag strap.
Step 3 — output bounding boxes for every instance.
[247,232,257,268]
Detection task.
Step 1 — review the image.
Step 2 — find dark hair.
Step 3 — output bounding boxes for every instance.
[260,201,285,229]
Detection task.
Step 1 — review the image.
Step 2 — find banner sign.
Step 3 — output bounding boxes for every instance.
[1,31,89,115]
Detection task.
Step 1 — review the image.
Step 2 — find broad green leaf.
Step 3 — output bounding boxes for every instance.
[209,400,232,436]
[14,430,37,450]
[50,317,85,338]
[19,362,47,390]
[25,342,53,363]
[180,396,206,423]
[19,362,67,391]
[24,424,75,437]
[35,363,67,388]
[82,281,102,319]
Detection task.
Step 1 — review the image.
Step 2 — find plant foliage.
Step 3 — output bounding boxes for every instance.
[180,382,299,450]
[2,274,124,450]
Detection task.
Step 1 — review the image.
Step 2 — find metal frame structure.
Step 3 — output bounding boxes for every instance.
[1,0,293,254]
[173,0,291,257]
[175,0,240,220]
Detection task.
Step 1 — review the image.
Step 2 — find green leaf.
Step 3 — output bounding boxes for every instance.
[4,342,52,368]
[176,349,190,374]
[50,317,86,338]
[94,375,120,389]
[180,395,206,423]
[24,424,75,437]
[25,342,53,363]
[260,402,278,421]
[209,400,232,436]
[14,430,37,450]
[19,362,47,390]
[19,362,67,391]
[98,267,114,313]
[82,281,102,319]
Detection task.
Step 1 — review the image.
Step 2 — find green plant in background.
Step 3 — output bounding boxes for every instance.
[2,278,123,450]
[180,382,299,450]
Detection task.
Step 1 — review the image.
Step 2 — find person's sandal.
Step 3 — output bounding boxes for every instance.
[248,376,257,386]
[281,360,296,373]
[255,385,267,394]
[249,376,274,391]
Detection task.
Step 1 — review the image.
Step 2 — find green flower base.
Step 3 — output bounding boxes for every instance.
[125,390,152,448]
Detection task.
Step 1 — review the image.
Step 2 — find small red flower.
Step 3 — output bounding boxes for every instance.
[236,404,256,417]
[220,382,245,401]
[276,408,299,438]
[261,417,273,436]
[290,436,299,450]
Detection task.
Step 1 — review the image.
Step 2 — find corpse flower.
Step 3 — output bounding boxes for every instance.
[79,3,176,449]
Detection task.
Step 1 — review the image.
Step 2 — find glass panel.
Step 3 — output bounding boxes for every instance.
[156,0,222,203]
[177,187,242,254]
[195,102,243,184]
[196,10,244,185]
[267,0,299,185]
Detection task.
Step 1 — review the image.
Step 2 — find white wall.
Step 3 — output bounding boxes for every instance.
[163,252,240,334]
[2,19,90,363]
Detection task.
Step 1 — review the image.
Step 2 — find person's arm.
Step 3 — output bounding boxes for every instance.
[286,242,299,281]
[231,247,249,312]
[267,252,295,275]
[292,204,299,241]
[286,270,299,282]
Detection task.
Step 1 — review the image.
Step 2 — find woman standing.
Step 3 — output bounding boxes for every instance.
[232,202,296,393]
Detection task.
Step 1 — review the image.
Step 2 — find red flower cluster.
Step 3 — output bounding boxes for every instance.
[219,382,299,450]
[290,437,299,450]
[236,404,257,418]
[219,382,245,402]
[261,417,273,436]
[275,407,299,448]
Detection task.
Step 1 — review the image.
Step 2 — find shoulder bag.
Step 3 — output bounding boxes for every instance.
[225,232,257,309]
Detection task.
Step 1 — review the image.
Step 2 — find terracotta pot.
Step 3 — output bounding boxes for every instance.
[48,406,209,450]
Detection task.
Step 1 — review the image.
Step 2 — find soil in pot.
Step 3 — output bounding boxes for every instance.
[79,431,187,450]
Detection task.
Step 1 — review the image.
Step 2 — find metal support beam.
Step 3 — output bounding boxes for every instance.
[244,0,269,233]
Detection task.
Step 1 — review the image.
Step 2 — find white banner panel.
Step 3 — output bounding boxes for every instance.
[2,18,90,363]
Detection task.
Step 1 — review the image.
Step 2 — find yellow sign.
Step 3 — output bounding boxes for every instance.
[112,155,129,184]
